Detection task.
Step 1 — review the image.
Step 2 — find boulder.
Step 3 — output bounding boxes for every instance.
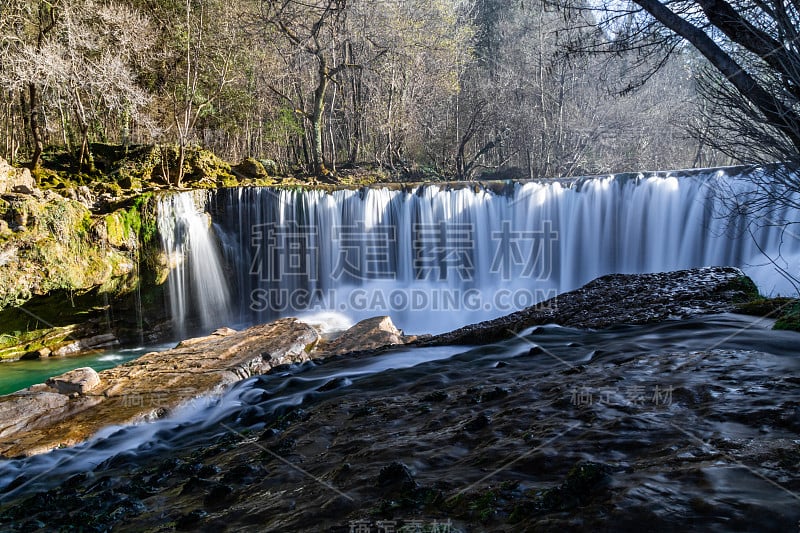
[46,367,101,395]
[0,157,36,195]
[0,391,69,438]
[53,334,119,356]
[320,316,413,356]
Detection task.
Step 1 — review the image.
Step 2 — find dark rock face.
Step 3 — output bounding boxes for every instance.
[426,267,757,345]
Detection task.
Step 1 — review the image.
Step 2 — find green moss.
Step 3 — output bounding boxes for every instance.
[720,275,760,302]
[735,297,796,317]
[774,302,800,332]
[734,297,800,332]
[0,290,103,360]
[468,490,498,522]
[508,462,609,523]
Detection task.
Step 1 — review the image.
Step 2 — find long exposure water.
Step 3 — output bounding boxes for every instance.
[0,313,797,530]
[157,168,800,336]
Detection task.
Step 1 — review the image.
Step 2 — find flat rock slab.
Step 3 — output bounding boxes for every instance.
[426,267,757,345]
[0,318,319,458]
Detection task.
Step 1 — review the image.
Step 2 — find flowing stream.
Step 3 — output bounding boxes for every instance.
[0,314,797,529]
[1,168,798,527]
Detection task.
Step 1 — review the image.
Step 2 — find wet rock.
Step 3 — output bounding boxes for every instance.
[377,462,417,496]
[320,316,413,356]
[19,518,46,531]
[421,391,448,403]
[317,376,350,392]
[176,509,208,530]
[180,476,204,495]
[221,464,263,484]
[268,437,297,457]
[465,413,491,432]
[478,386,509,403]
[204,483,233,507]
[46,367,101,395]
[197,464,221,479]
[427,267,757,345]
[508,461,610,523]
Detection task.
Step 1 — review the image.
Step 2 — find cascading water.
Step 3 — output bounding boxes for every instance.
[156,191,231,339]
[157,168,800,335]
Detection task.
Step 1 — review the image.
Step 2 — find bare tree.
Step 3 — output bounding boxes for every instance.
[260,0,349,176]
[561,0,800,285]
[0,0,154,172]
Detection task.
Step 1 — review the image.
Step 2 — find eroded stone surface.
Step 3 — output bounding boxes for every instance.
[426,267,756,345]
[0,157,36,196]
[0,318,319,457]
[46,367,101,395]
[319,316,413,356]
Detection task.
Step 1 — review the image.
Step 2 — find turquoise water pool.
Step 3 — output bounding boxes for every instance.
[0,344,172,396]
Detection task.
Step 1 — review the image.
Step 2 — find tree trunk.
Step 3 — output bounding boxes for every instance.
[177,142,186,188]
[28,84,43,170]
[311,57,329,176]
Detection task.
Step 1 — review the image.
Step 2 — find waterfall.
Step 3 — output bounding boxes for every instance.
[156,168,800,335]
[156,191,231,339]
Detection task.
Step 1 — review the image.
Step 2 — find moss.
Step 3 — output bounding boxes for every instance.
[183,146,236,186]
[735,297,796,317]
[774,302,800,332]
[719,275,760,302]
[734,297,800,332]
[468,490,498,522]
[233,157,268,179]
[259,159,280,175]
[0,290,104,360]
[508,462,609,523]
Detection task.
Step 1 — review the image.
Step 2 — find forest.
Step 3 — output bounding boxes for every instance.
[0,0,797,184]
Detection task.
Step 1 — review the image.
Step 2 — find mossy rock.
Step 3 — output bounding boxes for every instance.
[774,301,800,332]
[183,147,236,186]
[233,158,268,180]
[734,297,800,332]
[103,210,137,250]
[259,159,280,175]
[735,297,796,317]
[718,275,760,302]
